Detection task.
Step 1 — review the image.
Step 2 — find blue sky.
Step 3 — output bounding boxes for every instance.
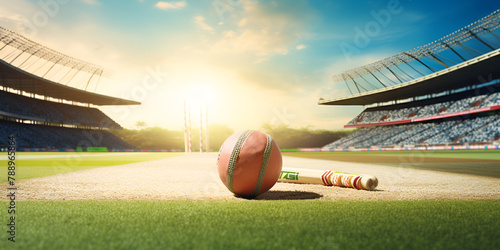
[0,0,498,130]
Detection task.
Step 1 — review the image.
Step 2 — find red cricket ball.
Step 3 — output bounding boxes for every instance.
[217,130,282,198]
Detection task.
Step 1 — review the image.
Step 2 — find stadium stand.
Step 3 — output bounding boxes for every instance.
[324,113,500,148]
[0,119,133,149]
[346,83,500,125]
[0,26,139,150]
[321,10,500,149]
[460,116,500,143]
[0,90,121,128]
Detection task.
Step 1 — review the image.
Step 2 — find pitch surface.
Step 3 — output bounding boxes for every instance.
[3,153,499,201]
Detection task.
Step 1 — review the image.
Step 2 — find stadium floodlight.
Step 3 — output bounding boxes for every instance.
[331,9,500,94]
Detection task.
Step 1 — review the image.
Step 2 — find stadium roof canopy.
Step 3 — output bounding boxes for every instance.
[0,26,139,106]
[0,59,139,105]
[319,48,500,105]
[321,9,500,106]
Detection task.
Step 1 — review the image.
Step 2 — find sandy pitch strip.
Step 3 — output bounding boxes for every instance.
[3,153,499,201]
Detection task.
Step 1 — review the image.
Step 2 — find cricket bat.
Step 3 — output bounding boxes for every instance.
[278,167,378,191]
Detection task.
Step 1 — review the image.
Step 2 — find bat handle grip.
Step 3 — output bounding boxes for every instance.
[329,172,378,191]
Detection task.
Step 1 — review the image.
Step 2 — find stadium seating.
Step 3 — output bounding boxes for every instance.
[354,126,395,148]
[385,107,420,122]
[325,113,500,149]
[323,11,500,149]
[0,90,121,129]
[0,90,133,150]
[324,127,376,148]
[422,116,495,145]
[478,92,500,108]
[378,123,433,147]
[347,85,500,126]
[459,116,500,143]
[441,94,488,114]
[397,121,457,146]
[0,119,133,149]
[412,101,452,119]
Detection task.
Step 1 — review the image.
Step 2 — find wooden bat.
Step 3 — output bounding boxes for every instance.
[278,167,378,191]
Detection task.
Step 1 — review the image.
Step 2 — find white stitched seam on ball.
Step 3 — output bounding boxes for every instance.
[216,144,224,165]
[252,133,273,197]
[226,130,254,193]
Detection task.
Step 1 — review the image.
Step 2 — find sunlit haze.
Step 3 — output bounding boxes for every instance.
[0,0,496,131]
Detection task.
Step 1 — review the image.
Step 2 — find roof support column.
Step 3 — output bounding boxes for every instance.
[467,28,495,51]
[364,67,388,88]
[442,42,466,61]
[403,52,436,72]
[427,52,449,68]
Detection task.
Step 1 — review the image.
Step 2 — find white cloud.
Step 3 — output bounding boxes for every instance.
[0,7,30,30]
[81,0,100,5]
[238,18,248,26]
[210,1,313,56]
[194,15,214,32]
[296,44,307,50]
[155,1,186,10]
[0,3,43,37]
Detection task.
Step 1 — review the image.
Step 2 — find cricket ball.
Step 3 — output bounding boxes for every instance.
[217,130,282,198]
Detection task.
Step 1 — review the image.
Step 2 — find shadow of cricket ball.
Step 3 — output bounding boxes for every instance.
[217,130,282,198]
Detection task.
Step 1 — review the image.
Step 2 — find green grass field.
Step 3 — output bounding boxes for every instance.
[0,152,182,182]
[283,150,500,178]
[4,150,498,182]
[1,150,499,249]
[283,150,500,160]
[2,200,499,250]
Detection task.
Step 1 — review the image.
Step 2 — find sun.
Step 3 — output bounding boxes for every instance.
[186,84,217,107]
